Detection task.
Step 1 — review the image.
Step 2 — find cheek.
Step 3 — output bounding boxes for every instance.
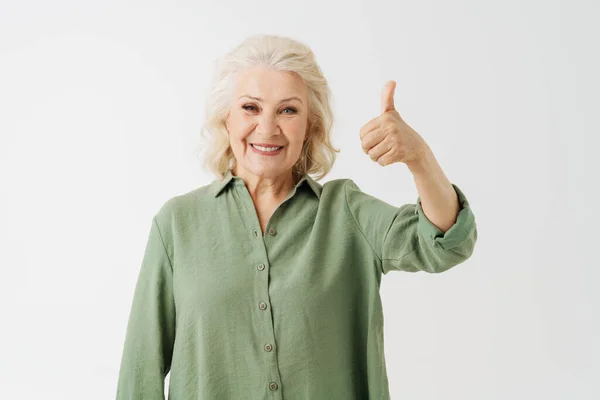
[228,122,253,141]
[228,111,251,129]
[285,119,307,136]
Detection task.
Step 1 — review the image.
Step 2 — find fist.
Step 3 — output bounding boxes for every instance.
[360,80,428,166]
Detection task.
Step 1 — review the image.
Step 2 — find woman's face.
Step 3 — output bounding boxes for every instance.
[225,66,309,180]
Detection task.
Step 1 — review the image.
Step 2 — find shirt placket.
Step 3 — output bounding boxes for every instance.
[233,181,300,399]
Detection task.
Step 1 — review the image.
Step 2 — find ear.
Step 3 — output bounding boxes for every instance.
[304,121,311,141]
[224,110,232,132]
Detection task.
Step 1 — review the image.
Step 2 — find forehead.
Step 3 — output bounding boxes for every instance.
[232,66,307,100]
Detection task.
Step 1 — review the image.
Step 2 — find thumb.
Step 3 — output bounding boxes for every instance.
[381,80,396,115]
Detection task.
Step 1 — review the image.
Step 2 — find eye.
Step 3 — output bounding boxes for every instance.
[282,107,297,114]
[242,105,298,114]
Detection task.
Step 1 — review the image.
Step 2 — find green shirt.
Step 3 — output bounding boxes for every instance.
[116,169,478,399]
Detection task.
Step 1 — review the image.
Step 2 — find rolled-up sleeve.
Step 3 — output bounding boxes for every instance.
[116,214,176,399]
[344,179,477,275]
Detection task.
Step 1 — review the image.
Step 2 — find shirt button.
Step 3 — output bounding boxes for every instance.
[268,227,277,236]
[269,382,278,391]
[259,302,267,310]
[264,343,273,352]
[257,263,265,271]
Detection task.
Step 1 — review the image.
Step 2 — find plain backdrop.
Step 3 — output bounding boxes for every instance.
[1,0,598,399]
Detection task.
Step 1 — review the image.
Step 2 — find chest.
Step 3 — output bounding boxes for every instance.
[255,206,276,235]
[170,193,373,313]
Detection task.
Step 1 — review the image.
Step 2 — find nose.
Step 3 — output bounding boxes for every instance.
[256,112,281,137]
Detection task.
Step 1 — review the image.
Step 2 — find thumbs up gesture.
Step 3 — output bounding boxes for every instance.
[360,80,429,167]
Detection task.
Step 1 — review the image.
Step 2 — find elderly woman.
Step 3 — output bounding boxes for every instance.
[116,34,477,399]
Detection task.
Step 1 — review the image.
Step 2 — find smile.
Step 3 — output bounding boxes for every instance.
[249,143,285,155]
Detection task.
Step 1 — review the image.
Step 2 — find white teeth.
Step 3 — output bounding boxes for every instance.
[252,144,282,152]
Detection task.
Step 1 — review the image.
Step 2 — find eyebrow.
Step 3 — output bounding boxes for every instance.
[239,95,303,105]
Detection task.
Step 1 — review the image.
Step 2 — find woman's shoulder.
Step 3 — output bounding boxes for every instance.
[152,182,216,226]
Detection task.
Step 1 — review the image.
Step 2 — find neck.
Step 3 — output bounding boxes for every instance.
[232,166,297,200]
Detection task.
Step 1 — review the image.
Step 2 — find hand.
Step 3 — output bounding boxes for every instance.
[359,80,429,167]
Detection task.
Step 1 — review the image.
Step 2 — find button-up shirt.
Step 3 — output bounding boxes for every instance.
[116,169,478,399]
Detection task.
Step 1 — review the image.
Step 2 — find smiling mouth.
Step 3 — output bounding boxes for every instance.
[250,143,285,150]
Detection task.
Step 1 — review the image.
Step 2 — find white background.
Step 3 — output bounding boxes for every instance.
[1,0,598,399]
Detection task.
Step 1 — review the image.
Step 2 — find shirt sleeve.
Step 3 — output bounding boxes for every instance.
[116,214,176,399]
[344,179,477,275]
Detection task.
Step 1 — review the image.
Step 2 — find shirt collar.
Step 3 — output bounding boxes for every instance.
[212,169,322,199]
